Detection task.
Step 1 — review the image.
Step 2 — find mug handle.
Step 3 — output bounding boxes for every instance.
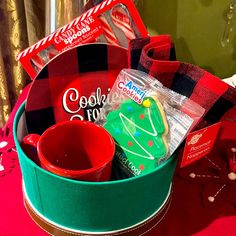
[21,134,41,166]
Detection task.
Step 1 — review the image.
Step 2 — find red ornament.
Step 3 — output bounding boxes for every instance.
[128,141,133,146]
[139,114,145,119]
[148,141,153,147]
[139,164,145,170]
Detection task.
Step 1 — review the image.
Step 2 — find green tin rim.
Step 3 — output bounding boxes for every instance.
[14,101,178,232]
[13,101,177,186]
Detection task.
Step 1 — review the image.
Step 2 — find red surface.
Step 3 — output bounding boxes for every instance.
[0,84,48,236]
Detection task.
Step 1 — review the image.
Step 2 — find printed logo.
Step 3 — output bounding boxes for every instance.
[187,133,203,145]
[62,87,119,122]
[54,16,95,45]
[181,122,221,167]
[117,80,146,104]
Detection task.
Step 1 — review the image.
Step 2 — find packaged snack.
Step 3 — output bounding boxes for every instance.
[103,96,169,176]
[96,69,205,178]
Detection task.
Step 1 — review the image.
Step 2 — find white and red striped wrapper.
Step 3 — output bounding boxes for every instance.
[17,0,148,80]
[98,15,119,45]
[111,4,136,41]
[30,54,46,73]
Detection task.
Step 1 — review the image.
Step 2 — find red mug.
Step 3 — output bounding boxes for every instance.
[22,120,115,182]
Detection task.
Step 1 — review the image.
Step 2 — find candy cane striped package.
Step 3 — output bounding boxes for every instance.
[17,0,148,79]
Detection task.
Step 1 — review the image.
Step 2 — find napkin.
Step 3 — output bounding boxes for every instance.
[129,35,236,129]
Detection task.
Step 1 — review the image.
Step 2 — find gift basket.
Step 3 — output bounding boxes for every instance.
[9,0,236,235]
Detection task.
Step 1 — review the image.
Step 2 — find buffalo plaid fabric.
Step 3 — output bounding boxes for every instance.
[25,43,127,134]
[129,35,236,128]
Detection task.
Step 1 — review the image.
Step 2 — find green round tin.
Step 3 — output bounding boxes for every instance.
[13,102,177,233]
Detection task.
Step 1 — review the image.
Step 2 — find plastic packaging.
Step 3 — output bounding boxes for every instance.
[17,0,148,79]
[96,69,205,178]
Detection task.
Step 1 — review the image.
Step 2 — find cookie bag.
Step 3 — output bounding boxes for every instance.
[96,69,205,178]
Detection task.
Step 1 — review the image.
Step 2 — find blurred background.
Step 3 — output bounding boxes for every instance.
[138,0,236,79]
[0,0,235,127]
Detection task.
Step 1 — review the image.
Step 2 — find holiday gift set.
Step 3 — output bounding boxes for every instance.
[13,0,236,235]
[97,69,204,178]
